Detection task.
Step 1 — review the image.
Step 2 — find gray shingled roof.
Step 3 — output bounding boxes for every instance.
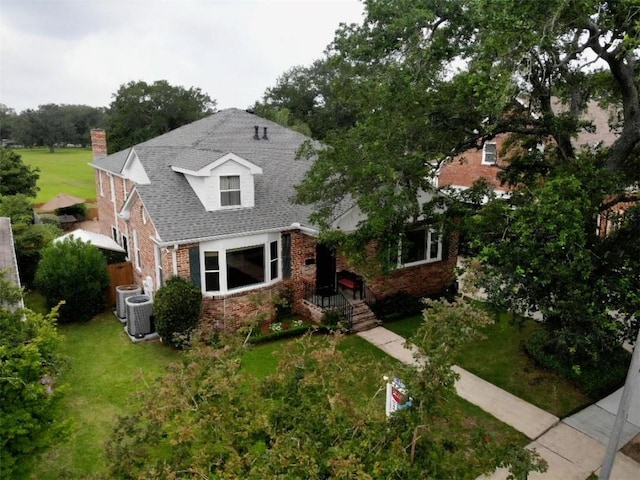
[0,217,24,311]
[93,108,325,244]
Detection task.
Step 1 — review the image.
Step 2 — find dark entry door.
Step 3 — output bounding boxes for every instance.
[315,244,336,294]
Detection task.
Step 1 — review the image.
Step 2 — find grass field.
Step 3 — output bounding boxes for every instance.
[14,147,96,204]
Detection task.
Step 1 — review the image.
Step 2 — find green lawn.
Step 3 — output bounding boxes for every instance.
[383,309,593,417]
[24,305,529,479]
[15,147,95,203]
[28,311,179,480]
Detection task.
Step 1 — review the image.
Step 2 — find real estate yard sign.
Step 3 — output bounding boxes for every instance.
[385,376,412,417]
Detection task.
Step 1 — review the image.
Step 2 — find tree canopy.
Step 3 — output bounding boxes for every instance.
[0,148,39,197]
[106,80,216,153]
[295,0,638,235]
[4,103,107,151]
[106,300,543,479]
[253,59,357,139]
[289,0,639,365]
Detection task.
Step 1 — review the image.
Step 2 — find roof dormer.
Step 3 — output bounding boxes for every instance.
[171,152,263,211]
[121,148,151,184]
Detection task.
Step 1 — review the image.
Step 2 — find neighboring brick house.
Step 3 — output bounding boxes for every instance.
[437,100,619,195]
[437,134,511,197]
[91,108,458,332]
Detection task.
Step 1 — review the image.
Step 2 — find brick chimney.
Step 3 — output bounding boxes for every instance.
[90,129,107,159]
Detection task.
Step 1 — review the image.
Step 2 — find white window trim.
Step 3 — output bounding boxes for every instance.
[219,175,241,208]
[396,227,443,268]
[200,233,280,295]
[122,177,128,199]
[269,240,279,281]
[482,142,497,165]
[99,171,104,196]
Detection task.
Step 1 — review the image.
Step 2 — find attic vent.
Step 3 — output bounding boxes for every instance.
[262,126,268,140]
[253,125,260,140]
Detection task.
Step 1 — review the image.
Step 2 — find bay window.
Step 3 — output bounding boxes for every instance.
[201,234,280,293]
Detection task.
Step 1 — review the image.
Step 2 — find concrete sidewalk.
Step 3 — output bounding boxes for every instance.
[356,326,640,480]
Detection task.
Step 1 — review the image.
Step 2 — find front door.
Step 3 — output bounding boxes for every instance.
[315,243,336,294]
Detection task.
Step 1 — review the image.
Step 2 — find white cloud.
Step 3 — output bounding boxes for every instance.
[0,0,364,112]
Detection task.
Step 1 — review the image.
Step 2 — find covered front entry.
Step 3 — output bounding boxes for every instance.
[315,243,336,295]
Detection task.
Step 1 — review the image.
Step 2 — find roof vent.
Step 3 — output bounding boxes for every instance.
[253,125,260,140]
[262,126,268,140]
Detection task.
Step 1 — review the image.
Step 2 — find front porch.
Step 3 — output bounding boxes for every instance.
[301,279,381,332]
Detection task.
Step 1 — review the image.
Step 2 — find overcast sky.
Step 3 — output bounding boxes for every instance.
[0,0,365,113]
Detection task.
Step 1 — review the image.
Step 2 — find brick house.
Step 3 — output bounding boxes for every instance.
[437,100,619,195]
[91,109,458,332]
[437,134,512,197]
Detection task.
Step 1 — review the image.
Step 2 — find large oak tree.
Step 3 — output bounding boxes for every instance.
[106,80,216,153]
[292,0,639,366]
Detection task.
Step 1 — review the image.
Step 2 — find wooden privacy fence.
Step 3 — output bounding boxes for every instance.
[106,262,134,306]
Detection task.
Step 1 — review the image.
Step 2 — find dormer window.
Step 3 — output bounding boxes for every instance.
[171,152,262,211]
[220,175,241,207]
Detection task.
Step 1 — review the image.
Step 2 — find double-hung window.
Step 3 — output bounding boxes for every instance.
[269,241,279,280]
[220,175,241,207]
[204,252,220,291]
[482,142,497,164]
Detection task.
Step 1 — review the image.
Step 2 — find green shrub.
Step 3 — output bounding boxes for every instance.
[274,285,293,320]
[14,223,62,288]
[35,238,109,322]
[525,329,629,397]
[153,276,202,348]
[246,323,312,344]
[371,291,424,321]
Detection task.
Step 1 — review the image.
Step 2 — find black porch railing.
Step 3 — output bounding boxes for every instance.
[303,280,354,330]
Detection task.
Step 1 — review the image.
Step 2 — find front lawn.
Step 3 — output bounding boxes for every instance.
[25,305,531,479]
[384,308,593,417]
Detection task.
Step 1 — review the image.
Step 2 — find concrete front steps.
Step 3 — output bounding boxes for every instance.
[350,300,381,332]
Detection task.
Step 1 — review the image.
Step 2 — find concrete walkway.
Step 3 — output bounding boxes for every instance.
[356,326,640,480]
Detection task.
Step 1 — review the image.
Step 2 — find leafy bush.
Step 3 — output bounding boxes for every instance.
[371,291,424,321]
[153,276,202,348]
[0,272,65,479]
[274,285,293,320]
[35,238,110,323]
[0,193,34,225]
[13,223,62,288]
[525,329,629,397]
[246,323,312,345]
